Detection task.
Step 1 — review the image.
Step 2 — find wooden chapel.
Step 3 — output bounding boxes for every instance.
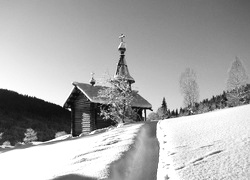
[63,35,152,136]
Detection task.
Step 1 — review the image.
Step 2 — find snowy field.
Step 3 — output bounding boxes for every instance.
[157,104,250,180]
[0,123,143,180]
[2,105,250,180]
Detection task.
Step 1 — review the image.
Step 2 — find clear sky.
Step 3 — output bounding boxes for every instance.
[0,0,250,112]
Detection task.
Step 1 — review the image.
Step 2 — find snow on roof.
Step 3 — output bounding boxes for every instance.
[63,82,152,109]
[157,104,250,179]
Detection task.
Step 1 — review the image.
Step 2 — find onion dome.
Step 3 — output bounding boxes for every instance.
[89,72,96,86]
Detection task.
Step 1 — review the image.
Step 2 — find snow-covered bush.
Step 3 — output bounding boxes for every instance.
[55,131,67,138]
[0,132,3,140]
[15,142,24,147]
[23,128,38,144]
[147,112,160,121]
[2,141,11,148]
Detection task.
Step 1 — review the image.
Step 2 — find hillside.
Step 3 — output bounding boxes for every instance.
[0,123,149,180]
[0,89,71,145]
[157,104,250,179]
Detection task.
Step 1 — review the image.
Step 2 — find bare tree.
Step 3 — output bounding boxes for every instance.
[179,68,199,108]
[226,57,249,107]
[226,57,248,91]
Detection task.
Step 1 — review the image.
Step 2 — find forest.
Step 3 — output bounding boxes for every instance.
[0,89,71,145]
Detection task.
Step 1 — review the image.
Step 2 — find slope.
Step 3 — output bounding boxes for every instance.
[157,104,250,180]
[0,123,143,180]
[0,89,71,145]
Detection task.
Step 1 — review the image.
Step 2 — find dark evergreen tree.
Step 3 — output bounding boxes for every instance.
[157,97,169,119]
[167,109,171,116]
[179,108,183,116]
[170,110,176,117]
[162,97,167,108]
[175,109,179,117]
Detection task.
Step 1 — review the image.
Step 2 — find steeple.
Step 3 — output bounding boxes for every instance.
[114,34,135,85]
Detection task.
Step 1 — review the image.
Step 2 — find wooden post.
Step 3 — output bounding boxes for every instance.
[144,109,147,121]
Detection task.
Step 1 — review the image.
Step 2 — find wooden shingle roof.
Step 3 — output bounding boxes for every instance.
[63,82,152,109]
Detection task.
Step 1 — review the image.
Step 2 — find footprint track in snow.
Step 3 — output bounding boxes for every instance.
[191,150,224,165]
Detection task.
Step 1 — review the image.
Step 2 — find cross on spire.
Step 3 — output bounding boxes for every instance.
[119,34,125,42]
[115,34,135,85]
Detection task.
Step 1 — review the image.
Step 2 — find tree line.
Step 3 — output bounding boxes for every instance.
[0,89,71,146]
[148,57,249,120]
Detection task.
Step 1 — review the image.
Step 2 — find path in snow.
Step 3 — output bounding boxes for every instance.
[107,121,159,180]
[54,121,160,180]
[157,105,250,180]
[0,121,160,180]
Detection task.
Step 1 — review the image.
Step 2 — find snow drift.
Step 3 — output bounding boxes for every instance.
[0,122,159,180]
[0,123,143,180]
[157,105,250,180]
[51,122,159,180]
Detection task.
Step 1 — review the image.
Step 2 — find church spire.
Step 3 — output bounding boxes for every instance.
[114,34,135,85]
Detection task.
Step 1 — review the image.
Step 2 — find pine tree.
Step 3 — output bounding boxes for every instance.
[162,97,167,108]
[175,109,178,116]
[157,97,168,119]
[179,108,183,116]
[170,110,176,117]
[23,128,38,144]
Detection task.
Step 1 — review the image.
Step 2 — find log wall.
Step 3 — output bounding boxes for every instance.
[72,93,91,136]
[70,91,146,136]
[90,103,97,131]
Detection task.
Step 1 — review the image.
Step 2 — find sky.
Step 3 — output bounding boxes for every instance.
[0,0,250,112]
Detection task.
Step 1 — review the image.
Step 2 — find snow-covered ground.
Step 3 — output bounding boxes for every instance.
[157,105,250,180]
[0,123,143,180]
[3,105,249,180]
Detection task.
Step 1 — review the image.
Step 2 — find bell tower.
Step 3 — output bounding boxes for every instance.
[114,34,135,86]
